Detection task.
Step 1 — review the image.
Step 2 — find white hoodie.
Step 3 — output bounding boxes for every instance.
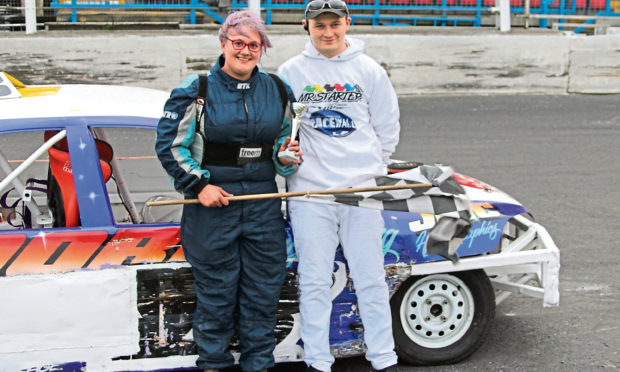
[277,37,400,193]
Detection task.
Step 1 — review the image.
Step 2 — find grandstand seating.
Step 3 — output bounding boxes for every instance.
[39,0,620,31]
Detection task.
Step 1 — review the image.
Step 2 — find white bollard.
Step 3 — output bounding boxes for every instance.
[25,0,37,34]
[497,0,511,32]
[248,0,261,16]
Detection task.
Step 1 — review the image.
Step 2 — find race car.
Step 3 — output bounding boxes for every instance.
[0,72,560,371]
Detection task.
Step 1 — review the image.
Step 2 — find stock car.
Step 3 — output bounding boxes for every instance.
[0,72,560,371]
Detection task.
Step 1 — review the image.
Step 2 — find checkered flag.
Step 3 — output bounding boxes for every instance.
[147,165,472,262]
[311,165,472,262]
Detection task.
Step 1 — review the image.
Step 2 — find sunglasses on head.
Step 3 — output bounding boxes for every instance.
[305,0,348,14]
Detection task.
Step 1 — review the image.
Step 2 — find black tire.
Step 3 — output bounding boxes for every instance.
[390,269,495,365]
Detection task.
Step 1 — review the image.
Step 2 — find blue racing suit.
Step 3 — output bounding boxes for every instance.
[155,55,295,372]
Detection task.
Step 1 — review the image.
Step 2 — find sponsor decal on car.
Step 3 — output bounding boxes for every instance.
[0,228,183,276]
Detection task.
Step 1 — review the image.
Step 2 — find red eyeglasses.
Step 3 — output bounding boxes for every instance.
[225,37,263,52]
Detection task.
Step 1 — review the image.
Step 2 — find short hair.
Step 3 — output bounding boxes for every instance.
[218,10,273,52]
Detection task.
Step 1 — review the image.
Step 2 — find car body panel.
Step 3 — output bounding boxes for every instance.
[0,73,559,371]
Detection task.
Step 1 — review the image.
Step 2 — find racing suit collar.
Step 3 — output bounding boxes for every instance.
[215,54,259,91]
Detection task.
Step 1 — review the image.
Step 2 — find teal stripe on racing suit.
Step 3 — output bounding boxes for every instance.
[156,73,209,194]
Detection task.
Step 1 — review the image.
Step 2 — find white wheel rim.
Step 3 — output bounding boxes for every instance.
[399,274,475,348]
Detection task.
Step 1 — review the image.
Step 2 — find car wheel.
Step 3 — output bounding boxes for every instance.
[390,270,495,365]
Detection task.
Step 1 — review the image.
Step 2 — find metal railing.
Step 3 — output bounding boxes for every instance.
[1,0,54,31]
[4,0,617,30]
[516,0,620,28]
[252,0,489,26]
[48,0,226,23]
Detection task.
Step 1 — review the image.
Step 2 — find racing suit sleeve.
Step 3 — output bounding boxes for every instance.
[272,75,298,176]
[155,74,210,194]
[368,67,400,163]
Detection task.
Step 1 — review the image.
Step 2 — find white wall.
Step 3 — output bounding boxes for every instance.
[0,31,619,94]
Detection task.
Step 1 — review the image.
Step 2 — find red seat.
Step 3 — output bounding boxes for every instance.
[589,0,606,8]
[44,131,113,227]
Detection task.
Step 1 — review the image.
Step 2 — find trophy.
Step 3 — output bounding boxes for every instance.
[277,103,306,163]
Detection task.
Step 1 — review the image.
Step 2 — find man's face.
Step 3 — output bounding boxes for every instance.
[220,26,262,81]
[305,12,351,58]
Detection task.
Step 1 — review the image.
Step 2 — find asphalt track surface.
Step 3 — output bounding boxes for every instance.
[269,94,620,372]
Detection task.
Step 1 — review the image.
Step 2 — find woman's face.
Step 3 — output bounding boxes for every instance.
[220,26,262,81]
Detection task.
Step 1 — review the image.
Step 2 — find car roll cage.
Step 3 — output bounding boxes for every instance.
[0,130,67,228]
[0,128,142,229]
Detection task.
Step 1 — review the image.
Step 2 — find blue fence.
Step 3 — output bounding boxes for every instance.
[255,0,488,26]
[49,0,227,24]
[49,0,620,29]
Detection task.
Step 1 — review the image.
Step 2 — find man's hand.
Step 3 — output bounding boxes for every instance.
[197,184,231,207]
[278,137,304,166]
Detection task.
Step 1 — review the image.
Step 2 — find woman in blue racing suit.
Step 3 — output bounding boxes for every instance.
[155,11,299,372]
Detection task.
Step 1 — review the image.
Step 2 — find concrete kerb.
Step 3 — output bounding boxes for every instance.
[0,26,619,95]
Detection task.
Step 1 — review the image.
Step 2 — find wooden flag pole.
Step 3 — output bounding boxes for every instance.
[146,183,434,206]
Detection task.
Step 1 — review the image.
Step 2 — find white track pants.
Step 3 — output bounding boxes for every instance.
[288,200,398,372]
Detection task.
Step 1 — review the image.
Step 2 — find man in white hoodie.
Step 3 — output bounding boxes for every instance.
[276,2,400,371]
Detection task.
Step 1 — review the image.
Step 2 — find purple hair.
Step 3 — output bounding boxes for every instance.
[218,10,273,52]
